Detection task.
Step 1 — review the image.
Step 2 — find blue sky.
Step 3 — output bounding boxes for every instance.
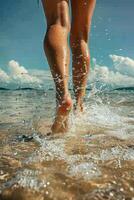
[0,0,134,71]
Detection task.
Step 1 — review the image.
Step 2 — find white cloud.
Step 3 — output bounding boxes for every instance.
[0,55,134,90]
[0,69,9,82]
[89,55,134,90]
[0,60,42,89]
[29,69,52,81]
[8,60,28,75]
[110,54,134,77]
[0,69,10,88]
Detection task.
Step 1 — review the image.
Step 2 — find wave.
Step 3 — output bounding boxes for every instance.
[0,86,134,93]
[0,87,10,91]
[0,87,44,91]
[114,87,134,91]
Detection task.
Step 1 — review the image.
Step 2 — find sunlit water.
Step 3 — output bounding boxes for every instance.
[0,89,134,200]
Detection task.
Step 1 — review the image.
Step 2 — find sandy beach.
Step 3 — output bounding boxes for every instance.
[0,89,134,200]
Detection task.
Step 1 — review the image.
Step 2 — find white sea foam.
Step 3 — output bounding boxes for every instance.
[1,87,133,191]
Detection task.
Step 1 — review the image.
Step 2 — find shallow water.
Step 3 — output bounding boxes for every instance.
[0,89,134,200]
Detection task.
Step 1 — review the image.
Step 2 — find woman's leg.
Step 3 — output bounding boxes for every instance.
[41,0,72,133]
[70,0,96,111]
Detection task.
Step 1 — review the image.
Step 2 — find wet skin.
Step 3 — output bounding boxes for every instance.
[41,0,96,133]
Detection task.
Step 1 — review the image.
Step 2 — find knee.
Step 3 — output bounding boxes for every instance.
[46,1,70,31]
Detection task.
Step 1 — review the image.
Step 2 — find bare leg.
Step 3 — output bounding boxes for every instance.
[70,0,96,111]
[42,0,72,133]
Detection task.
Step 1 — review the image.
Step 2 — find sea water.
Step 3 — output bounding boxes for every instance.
[0,89,134,200]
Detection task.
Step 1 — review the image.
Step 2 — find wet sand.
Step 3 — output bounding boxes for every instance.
[0,90,134,200]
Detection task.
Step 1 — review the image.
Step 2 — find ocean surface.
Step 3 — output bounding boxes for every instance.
[0,89,134,200]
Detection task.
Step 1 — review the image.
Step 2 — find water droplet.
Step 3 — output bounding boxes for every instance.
[120,188,124,192]
[109,192,114,197]
[47,181,50,185]
[130,187,134,192]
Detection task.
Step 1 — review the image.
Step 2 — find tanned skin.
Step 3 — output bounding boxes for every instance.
[41,0,96,133]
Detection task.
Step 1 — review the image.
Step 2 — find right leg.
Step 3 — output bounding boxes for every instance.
[42,0,72,133]
[70,0,96,111]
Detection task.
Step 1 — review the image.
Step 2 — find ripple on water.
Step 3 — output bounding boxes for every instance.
[99,146,134,161]
[69,162,101,180]
[0,90,134,199]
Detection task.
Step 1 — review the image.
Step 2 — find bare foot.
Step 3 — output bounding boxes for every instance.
[51,95,73,134]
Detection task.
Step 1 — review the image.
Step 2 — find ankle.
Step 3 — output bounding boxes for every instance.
[56,94,72,113]
[57,93,71,105]
[56,95,72,114]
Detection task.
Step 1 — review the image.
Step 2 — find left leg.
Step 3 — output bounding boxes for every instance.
[41,0,72,133]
